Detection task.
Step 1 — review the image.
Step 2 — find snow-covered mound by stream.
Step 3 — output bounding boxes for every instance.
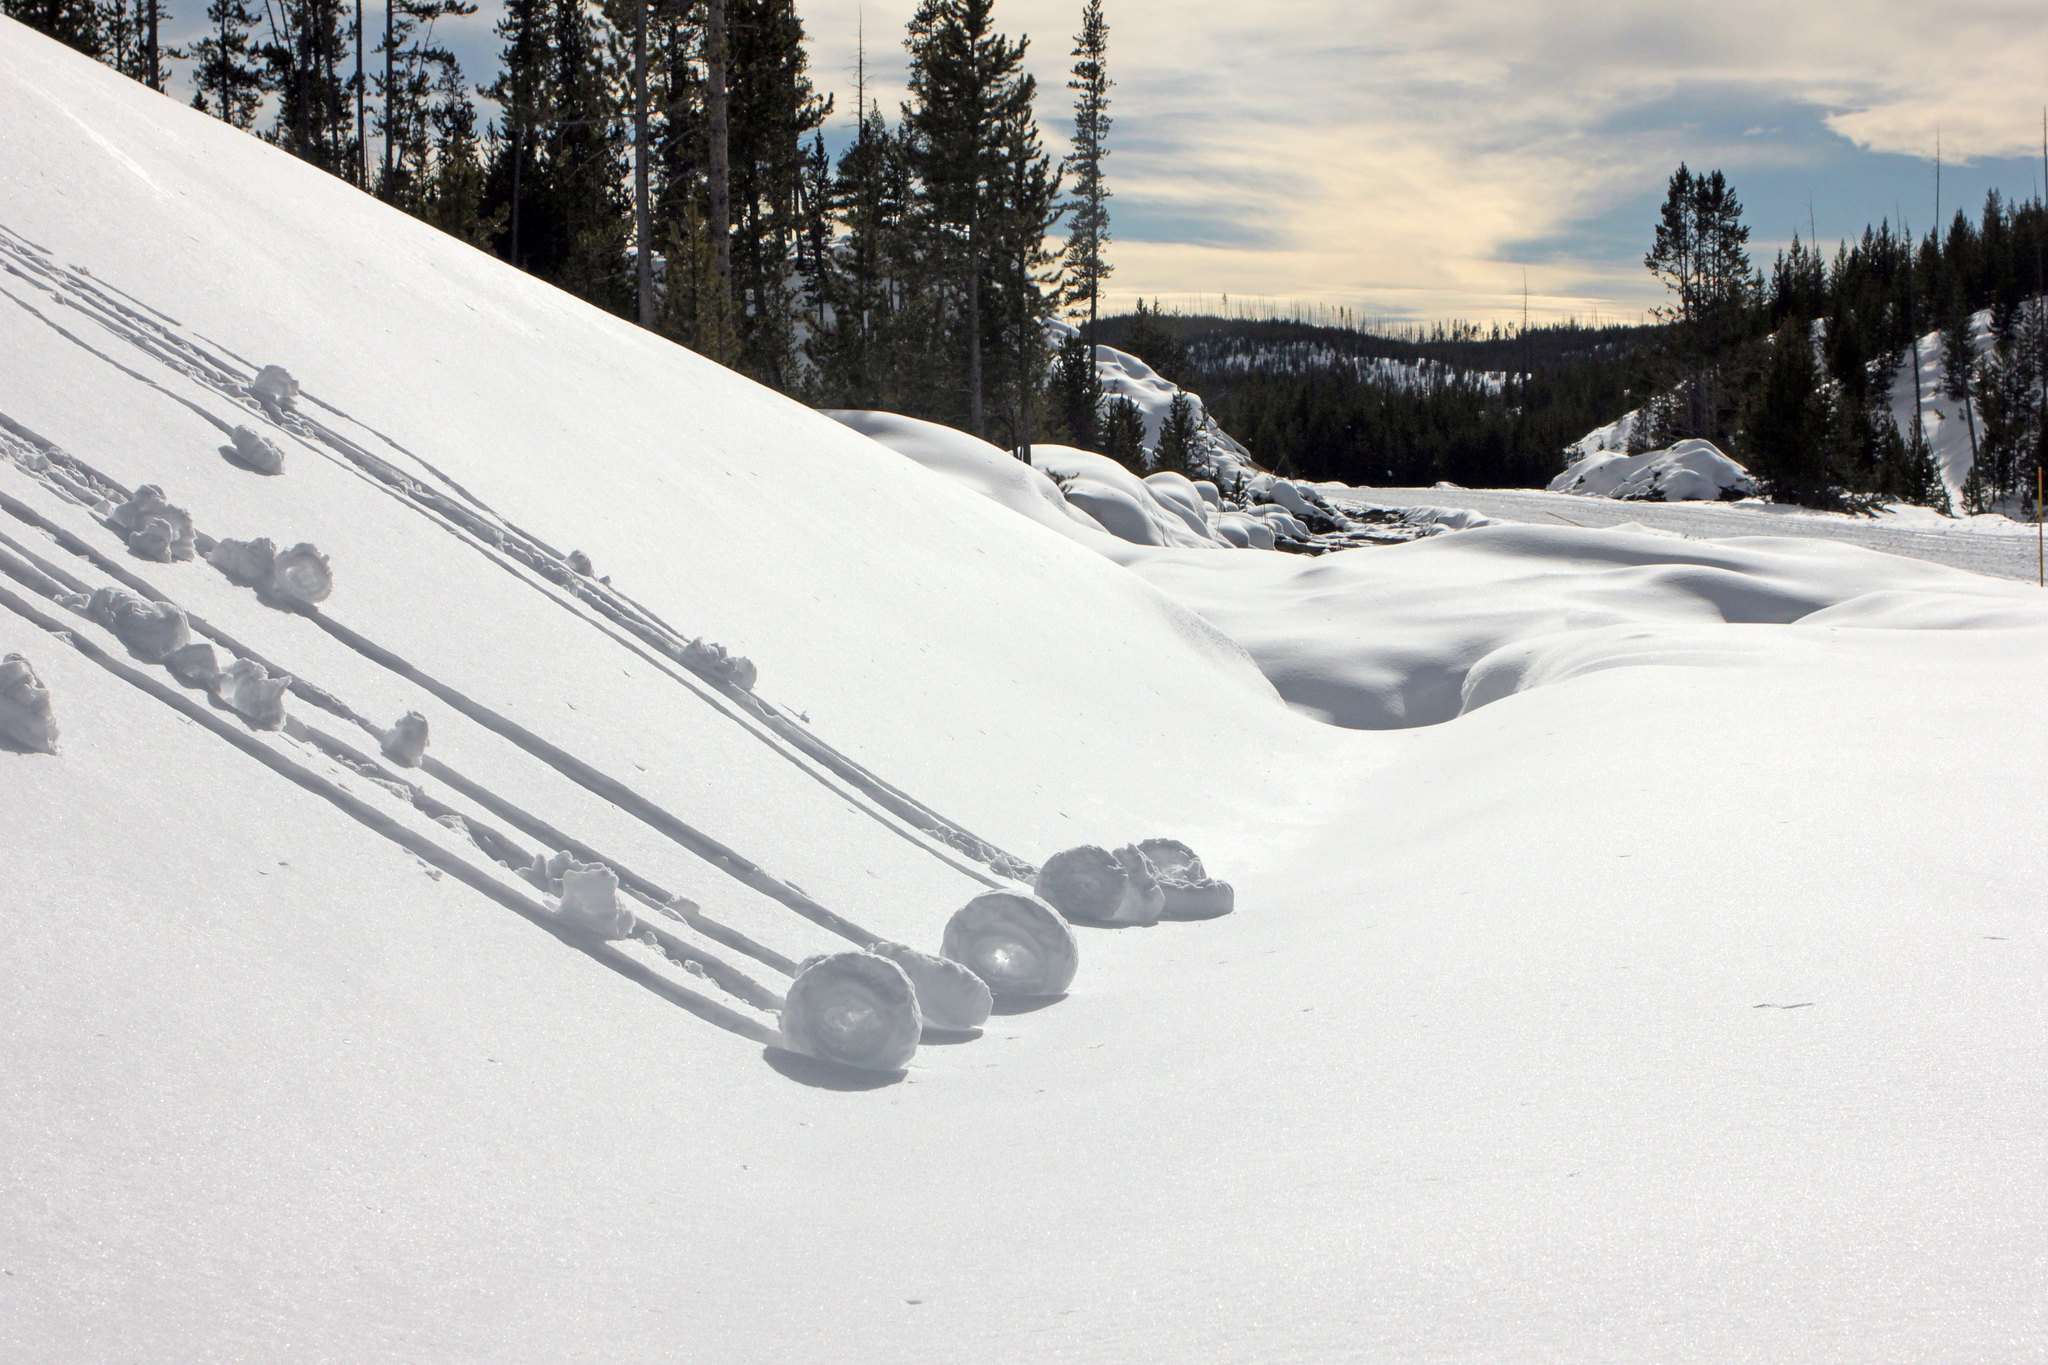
[1047,317,1257,482]
[1549,438,1758,502]
[6,20,2048,1363]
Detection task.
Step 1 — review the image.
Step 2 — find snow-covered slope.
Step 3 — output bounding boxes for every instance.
[6,22,2048,1362]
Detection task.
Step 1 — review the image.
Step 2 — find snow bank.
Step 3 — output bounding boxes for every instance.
[1030,444,1235,549]
[1131,520,2048,728]
[1549,439,1758,502]
[820,409,1114,547]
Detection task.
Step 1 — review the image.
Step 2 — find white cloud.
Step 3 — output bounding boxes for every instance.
[799,0,2048,322]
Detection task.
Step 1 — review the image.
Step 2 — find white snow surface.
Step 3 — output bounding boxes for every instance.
[1549,438,1758,502]
[5,24,2048,1362]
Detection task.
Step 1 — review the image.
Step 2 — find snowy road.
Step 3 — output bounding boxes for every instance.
[1351,485,2048,584]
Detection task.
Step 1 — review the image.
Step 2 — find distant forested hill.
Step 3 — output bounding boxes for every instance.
[1092,309,1664,488]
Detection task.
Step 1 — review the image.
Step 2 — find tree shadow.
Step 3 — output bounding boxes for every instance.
[762,1047,907,1090]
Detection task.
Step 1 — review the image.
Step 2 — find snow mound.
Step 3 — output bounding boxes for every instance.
[1030,444,1235,549]
[1047,318,1258,482]
[821,409,1112,545]
[1549,439,1758,502]
[1131,520,2048,728]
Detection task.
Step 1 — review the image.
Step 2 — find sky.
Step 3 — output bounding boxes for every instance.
[159,0,2048,327]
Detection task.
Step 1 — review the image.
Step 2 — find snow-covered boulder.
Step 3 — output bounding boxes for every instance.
[1031,445,1232,549]
[1549,439,1757,502]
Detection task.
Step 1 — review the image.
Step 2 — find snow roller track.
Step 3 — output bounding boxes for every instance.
[0,571,787,1053]
[0,508,799,1008]
[0,221,1033,886]
[0,462,892,967]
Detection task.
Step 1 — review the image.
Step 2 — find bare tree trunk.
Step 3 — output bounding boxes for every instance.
[633,0,652,327]
[705,0,732,310]
[146,0,159,90]
[355,0,366,187]
[967,211,983,437]
[382,0,394,188]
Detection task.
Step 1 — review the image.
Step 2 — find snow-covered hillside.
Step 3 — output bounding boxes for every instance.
[6,21,2048,1362]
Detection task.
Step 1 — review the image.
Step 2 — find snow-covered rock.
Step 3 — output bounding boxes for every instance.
[1549,439,1758,502]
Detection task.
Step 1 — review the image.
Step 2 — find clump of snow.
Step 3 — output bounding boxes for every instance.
[86,586,190,662]
[778,951,922,1072]
[1034,844,1163,926]
[380,711,429,767]
[0,652,59,753]
[867,940,993,1032]
[1135,837,1235,920]
[269,542,332,606]
[1549,439,1758,502]
[246,364,299,415]
[214,657,290,729]
[941,891,1080,999]
[163,641,221,690]
[221,425,284,476]
[207,535,276,586]
[109,484,196,560]
[678,637,756,692]
[552,859,634,939]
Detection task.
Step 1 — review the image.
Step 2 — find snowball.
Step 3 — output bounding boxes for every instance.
[0,653,58,754]
[163,641,221,689]
[941,891,1079,1000]
[221,425,285,476]
[1135,838,1235,920]
[380,711,429,768]
[269,543,332,606]
[215,657,289,729]
[779,952,922,1071]
[552,859,634,939]
[247,365,299,412]
[88,588,190,662]
[208,536,276,586]
[868,940,993,1031]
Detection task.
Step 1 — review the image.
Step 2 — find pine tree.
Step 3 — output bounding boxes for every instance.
[1939,287,1981,479]
[1063,0,1111,357]
[903,0,1034,437]
[1156,390,1198,474]
[1098,392,1145,469]
[1051,329,1102,448]
[374,0,474,212]
[1,0,106,58]
[987,86,1062,455]
[1744,320,1831,505]
[189,0,266,127]
[722,0,831,386]
[260,0,361,177]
